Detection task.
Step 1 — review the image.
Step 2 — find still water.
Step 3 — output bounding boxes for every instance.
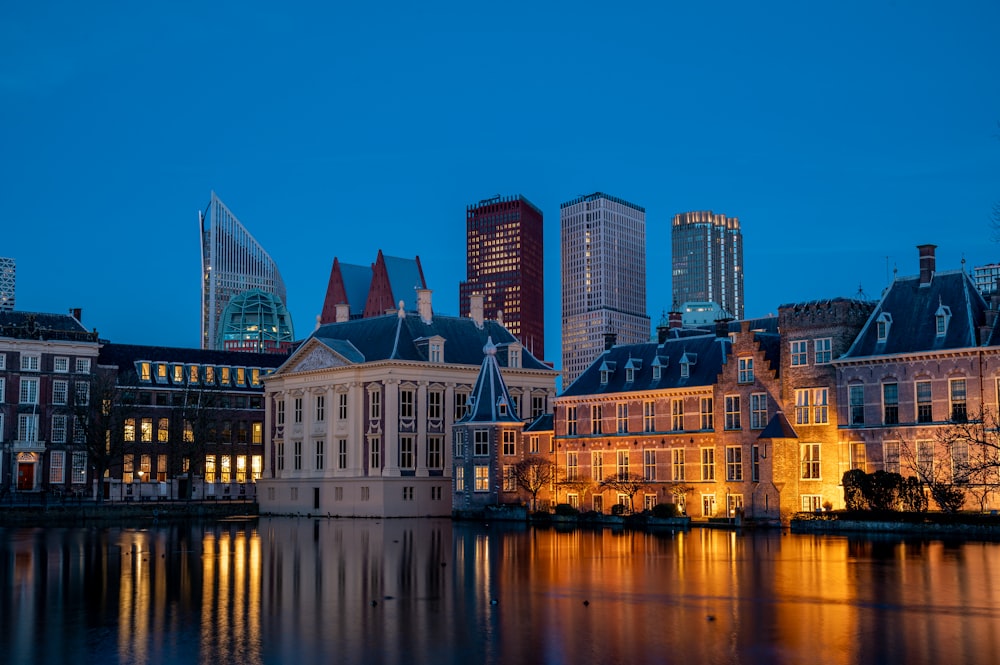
[1,518,998,665]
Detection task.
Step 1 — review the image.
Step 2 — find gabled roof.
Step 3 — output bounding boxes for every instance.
[842,270,990,358]
[274,310,554,376]
[759,411,798,439]
[457,337,522,424]
[561,333,728,396]
[524,413,553,432]
[0,311,98,342]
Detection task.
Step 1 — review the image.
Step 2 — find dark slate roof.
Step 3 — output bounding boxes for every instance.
[339,262,373,316]
[754,332,782,377]
[99,343,288,385]
[383,256,425,312]
[0,311,99,342]
[524,413,553,432]
[758,411,798,439]
[562,333,729,396]
[299,311,552,370]
[842,271,989,358]
[728,317,779,334]
[457,337,522,424]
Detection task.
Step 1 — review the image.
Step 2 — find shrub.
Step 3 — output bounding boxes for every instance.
[842,469,868,510]
[610,503,629,516]
[899,476,928,512]
[553,503,579,516]
[929,482,966,513]
[651,502,680,519]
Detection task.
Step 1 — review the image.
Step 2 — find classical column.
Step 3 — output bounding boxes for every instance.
[348,381,364,475]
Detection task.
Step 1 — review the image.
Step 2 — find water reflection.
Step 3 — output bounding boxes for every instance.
[1,521,999,664]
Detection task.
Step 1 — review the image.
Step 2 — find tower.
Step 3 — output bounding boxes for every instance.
[671,211,743,320]
[459,195,545,358]
[0,257,14,312]
[200,192,289,350]
[560,192,650,386]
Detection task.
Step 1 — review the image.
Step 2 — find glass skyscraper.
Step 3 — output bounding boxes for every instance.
[671,211,743,320]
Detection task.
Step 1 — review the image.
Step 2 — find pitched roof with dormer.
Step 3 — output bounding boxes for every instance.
[457,336,522,424]
[841,270,994,358]
[0,311,98,342]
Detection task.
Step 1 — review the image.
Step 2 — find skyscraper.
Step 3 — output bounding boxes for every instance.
[671,211,743,320]
[0,257,14,312]
[561,192,650,386]
[459,195,545,358]
[200,192,288,350]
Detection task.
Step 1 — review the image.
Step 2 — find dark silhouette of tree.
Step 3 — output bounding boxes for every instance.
[933,405,1000,512]
[71,369,137,503]
[598,472,647,514]
[170,387,225,499]
[511,457,555,511]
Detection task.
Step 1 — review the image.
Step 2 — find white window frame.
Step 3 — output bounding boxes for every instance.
[814,338,832,364]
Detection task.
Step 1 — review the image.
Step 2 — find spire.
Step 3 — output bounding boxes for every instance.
[459,336,521,424]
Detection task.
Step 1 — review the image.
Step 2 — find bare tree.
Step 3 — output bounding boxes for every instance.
[511,457,555,511]
[598,472,647,514]
[899,437,965,513]
[71,369,137,503]
[556,474,595,508]
[171,387,225,499]
[934,405,1000,512]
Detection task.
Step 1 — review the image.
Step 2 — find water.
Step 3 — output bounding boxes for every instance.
[1,518,998,665]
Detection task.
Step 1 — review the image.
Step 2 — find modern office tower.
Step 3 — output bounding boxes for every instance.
[671,211,743,320]
[200,192,288,350]
[973,263,1000,297]
[218,288,295,353]
[459,195,545,358]
[0,257,14,311]
[560,192,650,386]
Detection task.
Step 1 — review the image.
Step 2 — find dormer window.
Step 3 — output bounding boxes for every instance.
[876,313,892,342]
[598,360,616,385]
[651,355,667,381]
[508,343,521,369]
[679,352,697,379]
[625,367,634,383]
[600,369,610,385]
[652,365,661,381]
[497,398,508,416]
[935,305,951,336]
[624,357,641,383]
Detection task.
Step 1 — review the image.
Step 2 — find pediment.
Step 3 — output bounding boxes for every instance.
[290,345,348,373]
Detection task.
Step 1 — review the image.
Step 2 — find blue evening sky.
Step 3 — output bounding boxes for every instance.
[2,1,998,368]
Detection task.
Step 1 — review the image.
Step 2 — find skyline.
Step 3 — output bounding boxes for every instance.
[2,2,999,368]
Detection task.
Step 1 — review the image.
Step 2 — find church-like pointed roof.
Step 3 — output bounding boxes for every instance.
[458,336,522,424]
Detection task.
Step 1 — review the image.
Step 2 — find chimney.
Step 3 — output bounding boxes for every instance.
[669,311,683,329]
[335,303,350,323]
[470,293,484,329]
[603,332,617,350]
[417,288,433,324]
[70,307,82,322]
[656,323,669,345]
[918,244,937,286]
[715,318,732,339]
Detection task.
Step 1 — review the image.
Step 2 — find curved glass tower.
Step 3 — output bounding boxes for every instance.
[218,288,294,353]
[200,192,288,350]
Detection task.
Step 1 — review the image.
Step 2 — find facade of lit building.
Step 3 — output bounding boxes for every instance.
[218,288,295,353]
[200,192,287,350]
[0,257,14,312]
[672,211,744,320]
[459,195,545,359]
[561,192,649,387]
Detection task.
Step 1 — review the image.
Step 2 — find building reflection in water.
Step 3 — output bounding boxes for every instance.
[2,522,1000,664]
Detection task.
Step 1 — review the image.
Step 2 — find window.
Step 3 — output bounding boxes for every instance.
[672,449,685,481]
[455,466,465,492]
[750,393,767,429]
[851,442,866,472]
[531,395,545,419]
[0,378,3,403]
[643,450,656,481]
[50,450,65,483]
[801,443,821,479]
[751,445,760,482]
[0,355,4,370]
[952,441,970,483]
[529,435,539,453]
[427,436,442,469]
[19,377,39,404]
[20,353,39,371]
[671,399,684,431]
[502,465,515,492]
[738,357,754,384]
[727,494,744,516]
[400,389,414,419]
[700,448,715,481]
[591,405,603,434]
[252,455,262,480]
[592,451,604,481]
[276,441,285,471]
[795,389,811,425]
[158,418,169,443]
[188,365,199,384]
[74,381,89,406]
[276,400,285,425]
[51,415,67,443]
[566,452,579,480]
[314,440,325,470]
[882,383,898,424]
[141,418,153,442]
[916,440,934,477]
[71,452,87,484]
[315,395,325,422]
[73,416,86,444]
[338,393,348,420]
[236,368,246,386]
[616,450,629,480]
[75,358,91,373]
[370,390,381,420]
[454,391,469,420]
[399,436,414,469]
[726,446,743,481]
[337,439,348,469]
[790,340,808,366]
[883,440,900,474]
[876,313,892,341]
[600,368,610,385]
[474,430,489,456]
[567,493,579,509]
[52,380,68,405]
[724,396,741,430]
[123,454,134,483]
[54,357,69,373]
[652,364,661,381]
[916,380,933,423]
[814,338,832,364]
[680,360,690,378]
[474,466,489,492]
[124,418,136,442]
[204,366,215,384]
[156,363,168,383]
[502,430,516,456]
[643,401,655,432]
[293,441,302,470]
[294,397,303,423]
[183,420,194,443]
[813,388,828,424]
[429,341,443,363]
[849,384,865,425]
[18,414,38,443]
[234,455,245,483]
[935,305,951,336]
[252,422,263,444]
[428,391,442,419]
[616,403,628,433]
[700,397,714,430]
[801,495,822,512]
[369,437,381,470]
[204,455,216,483]
[173,365,184,384]
[566,406,577,435]
[950,378,967,421]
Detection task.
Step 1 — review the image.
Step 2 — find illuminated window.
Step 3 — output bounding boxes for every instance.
[141,418,153,442]
[173,365,184,383]
[205,455,217,484]
[672,449,685,481]
[123,454,134,484]
[158,417,169,442]
[204,366,215,384]
[700,448,715,481]
[251,455,262,480]
[252,422,262,444]
[566,451,578,480]
[220,367,231,385]
[236,368,246,386]
[139,362,151,382]
[124,418,136,442]
[455,466,465,492]
[188,365,199,384]
[474,465,489,492]
[801,443,821,479]
[251,368,261,387]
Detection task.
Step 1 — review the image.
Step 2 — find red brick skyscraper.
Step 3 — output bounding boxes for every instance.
[459,195,545,359]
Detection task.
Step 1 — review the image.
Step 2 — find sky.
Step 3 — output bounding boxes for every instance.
[2,1,999,370]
